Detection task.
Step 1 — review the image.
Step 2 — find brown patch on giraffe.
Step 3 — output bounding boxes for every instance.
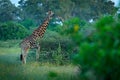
[24,46,29,53]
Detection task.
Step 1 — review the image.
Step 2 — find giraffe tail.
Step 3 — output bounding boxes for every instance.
[20,54,23,61]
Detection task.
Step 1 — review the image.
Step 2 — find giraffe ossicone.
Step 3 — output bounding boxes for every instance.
[20,11,54,64]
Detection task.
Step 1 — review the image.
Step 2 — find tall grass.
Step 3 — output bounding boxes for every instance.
[0,40,80,80]
[0,47,20,54]
[0,57,79,80]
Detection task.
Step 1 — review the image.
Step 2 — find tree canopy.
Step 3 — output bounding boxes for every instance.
[18,0,117,23]
[0,0,118,24]
[0,0,19,22]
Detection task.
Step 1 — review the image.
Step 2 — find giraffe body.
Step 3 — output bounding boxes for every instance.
[20,11,54,64]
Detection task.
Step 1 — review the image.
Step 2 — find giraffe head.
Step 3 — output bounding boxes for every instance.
[47,11,54,19]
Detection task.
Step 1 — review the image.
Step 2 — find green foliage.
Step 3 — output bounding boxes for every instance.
[0,0,19,22]
[65,17,85,26]
[26,30,74,64]
[18,0,117,24]
[0,22,29,40]
[59,17,86,35]
[96,15,114,28]
[52,43,63,65]
[39,30,75,52]
[48,71,58,78]
[20,19,36,29]
[73,15,120,80]
[57,43,62,54]
[58,17,86,45]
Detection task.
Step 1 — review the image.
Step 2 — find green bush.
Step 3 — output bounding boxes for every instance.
[58,17,86,35]
[39,30,75,52]
[0,22,29,40]
[73,15,120,80]
[20,19,36,29]
[27,30,75,64]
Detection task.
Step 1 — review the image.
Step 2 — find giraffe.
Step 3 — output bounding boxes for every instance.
[20,11,54,64]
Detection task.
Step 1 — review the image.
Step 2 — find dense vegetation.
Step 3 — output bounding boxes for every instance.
[0,0,120,80]
[73,15,120,80]
[0,22,28,40]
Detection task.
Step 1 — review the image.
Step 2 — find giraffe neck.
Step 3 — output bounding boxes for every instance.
[32,16,50,40]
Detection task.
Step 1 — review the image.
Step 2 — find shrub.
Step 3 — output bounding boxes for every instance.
[39,30,75,52]
[20,19,36,29]
[73,15,120,80]
[27,30,75,64]
[0,22,29,40]
[57,17,86,35]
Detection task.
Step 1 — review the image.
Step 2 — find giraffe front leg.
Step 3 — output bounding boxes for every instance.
[36,45,40,61]
[22,54,26,64]
[20,52,26,64]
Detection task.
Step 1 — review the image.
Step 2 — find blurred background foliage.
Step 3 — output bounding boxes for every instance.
[0,0,120,80]
[73,15,120,80]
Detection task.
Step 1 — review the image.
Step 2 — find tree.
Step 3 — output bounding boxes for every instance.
[18,0,117,22]
[18,0,46,25]
[0,0,19,22]
[0,22,29,40]
[18,0,75,22]
[71,0,118,21]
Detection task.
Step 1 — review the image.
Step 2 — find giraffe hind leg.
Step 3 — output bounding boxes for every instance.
[21,47,29,64]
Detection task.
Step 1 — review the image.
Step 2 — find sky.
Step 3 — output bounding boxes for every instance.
[111,0,119,6]
[10,0,20,6]
[10,0,119,7]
